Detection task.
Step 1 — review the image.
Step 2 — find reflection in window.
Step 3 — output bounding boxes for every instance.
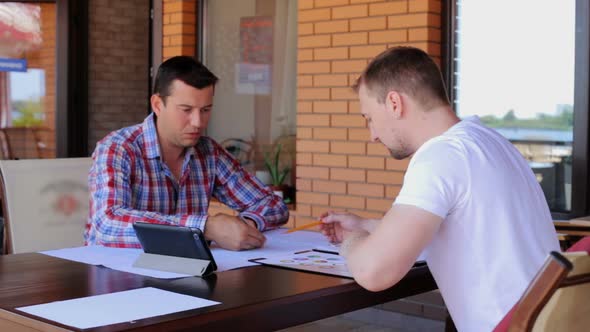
[204,0,297,202]
[10,69,46,126]
[453,0,575,212]
[0,2,55,159]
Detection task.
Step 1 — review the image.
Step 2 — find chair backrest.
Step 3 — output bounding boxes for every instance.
[0,158,92,254]
[501,237,590,332]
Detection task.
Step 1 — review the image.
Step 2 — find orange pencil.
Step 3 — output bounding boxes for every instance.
[284,221,323,233]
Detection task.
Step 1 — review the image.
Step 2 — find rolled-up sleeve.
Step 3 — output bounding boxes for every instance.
[211,143,289,231]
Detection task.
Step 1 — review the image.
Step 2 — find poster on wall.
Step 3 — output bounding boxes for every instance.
[236,16,273,95]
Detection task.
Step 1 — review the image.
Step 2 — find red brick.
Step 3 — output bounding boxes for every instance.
[299,34,332,48]
[299,23,314,35]
[298,87,331,100]
[333,5,368,19]
[330,168,366,182]
[297,127,313,139]
[297,101,313,113]
[388,13,440,28]
[385,185,402,198]
[367,170,405,185]
[331,87,359,100]
[299,61,331,74]
[297,114,330,126]
[348,183,384,197]
[333,32,368,46]
[297,166,330,179]
[367,198,393,212]
[298,75,313,87]
[332,60,367,73]
[331,115,366,128]
[314,47,349,60]
[367,142,390,156]
[298,49,314,61]
[312,180,347,194]
[331,195,365,209]
[330,141,366,155]
[350,45,387,59]
[315,20,349,34]
[314,74,349,87]
[298,192,330,205]
[409,0,442,13]
[299,8,331,22]
[349,156,385,169]
[313,101,348,113]
[314,128,348,140]
[348,128,370,141]
[298,140,330,153]
[369,30,408,43]
[315,0,349,7]
[350,17,387,31]
[314,153,348,167]
[297,153,313,165]
[297,179,313,191]
[299,0,314,9]
[386,158,411,170]
[369,2,408,15]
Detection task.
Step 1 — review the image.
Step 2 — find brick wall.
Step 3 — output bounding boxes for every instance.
[161,0,442,228]
[162,0,197,60]
[295,0,442,228]
[87,0,150,152]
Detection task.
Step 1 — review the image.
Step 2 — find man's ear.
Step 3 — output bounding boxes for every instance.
[150,94,164,117]
[385,90,403,119]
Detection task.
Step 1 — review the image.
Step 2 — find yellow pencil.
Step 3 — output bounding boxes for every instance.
[284,221,323,234]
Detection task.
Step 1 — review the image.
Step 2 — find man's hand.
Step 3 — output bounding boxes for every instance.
[204,213,266,251]
[319,211,368,244]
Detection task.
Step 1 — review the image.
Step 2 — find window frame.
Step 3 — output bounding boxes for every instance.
[443,0,590,219]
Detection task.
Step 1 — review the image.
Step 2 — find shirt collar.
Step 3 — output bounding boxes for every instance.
[142,113,197,160]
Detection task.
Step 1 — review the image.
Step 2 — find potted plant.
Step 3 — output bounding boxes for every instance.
[264,143,290,200]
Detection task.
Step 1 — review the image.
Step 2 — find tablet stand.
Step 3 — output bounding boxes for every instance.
[133,253,214,277]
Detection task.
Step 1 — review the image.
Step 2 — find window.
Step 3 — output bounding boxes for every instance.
[201,0,297,203]
[445,0,590,218]
[0,0,88,159]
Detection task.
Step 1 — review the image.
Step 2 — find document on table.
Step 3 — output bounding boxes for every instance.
[41,228,337,278]
[16,287,220,329]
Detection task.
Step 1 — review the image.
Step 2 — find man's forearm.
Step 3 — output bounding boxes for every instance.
[362,218,381,233]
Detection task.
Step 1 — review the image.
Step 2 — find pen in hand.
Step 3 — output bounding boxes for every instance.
[284,221,323,234]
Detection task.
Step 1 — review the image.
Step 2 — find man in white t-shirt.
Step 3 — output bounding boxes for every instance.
[320,47,559,331]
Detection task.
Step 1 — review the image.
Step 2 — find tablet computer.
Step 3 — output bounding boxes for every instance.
[132,222,217,272]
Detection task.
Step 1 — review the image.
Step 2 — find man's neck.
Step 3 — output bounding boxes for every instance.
[410,105,460,150]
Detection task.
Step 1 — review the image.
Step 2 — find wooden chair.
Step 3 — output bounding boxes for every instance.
[494,236,590,332]
[0,158,93,254]
[0,127,52,160]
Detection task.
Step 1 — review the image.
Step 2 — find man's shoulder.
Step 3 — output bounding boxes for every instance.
[96,123,144,154]
[195,136,222,153]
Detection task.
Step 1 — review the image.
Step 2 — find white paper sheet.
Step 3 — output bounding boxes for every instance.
[209,228,334,270]
[41,229,335,278]
[16,287,220,329]
[42,246,191,279]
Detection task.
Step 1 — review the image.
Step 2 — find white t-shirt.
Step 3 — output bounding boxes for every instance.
[395,116,559,332]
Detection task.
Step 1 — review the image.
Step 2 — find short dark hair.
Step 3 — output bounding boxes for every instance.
[353,47,449,109]
[153,56,218,102]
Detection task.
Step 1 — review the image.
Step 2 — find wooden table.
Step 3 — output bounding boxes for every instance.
[554,221,590,237]
[0,253,436,331]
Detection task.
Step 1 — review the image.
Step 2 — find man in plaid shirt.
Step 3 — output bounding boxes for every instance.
[85,56,289,250]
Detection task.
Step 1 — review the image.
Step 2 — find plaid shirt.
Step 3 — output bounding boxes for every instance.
[85,113,289,248]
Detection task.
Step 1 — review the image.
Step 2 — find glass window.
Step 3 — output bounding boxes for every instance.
[0,2,56,159]
[203,0,297,202]
[449,0,580,214]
